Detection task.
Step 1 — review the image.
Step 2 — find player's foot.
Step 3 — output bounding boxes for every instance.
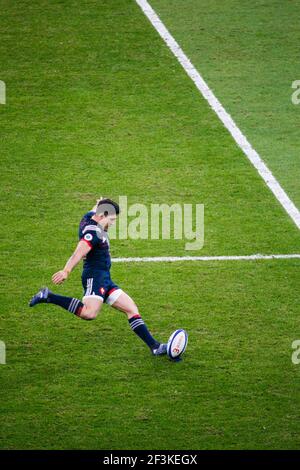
[152,343,167,356]
[29,287,50,307]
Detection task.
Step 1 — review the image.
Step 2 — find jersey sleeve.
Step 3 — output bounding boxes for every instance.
[80,226,101,249]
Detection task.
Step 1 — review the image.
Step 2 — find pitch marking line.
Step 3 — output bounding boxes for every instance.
[135,0,300,230]
[113,254,300,263]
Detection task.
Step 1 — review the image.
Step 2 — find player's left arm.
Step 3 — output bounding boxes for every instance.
[52,240,91,285]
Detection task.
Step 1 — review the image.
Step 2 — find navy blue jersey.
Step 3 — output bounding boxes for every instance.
[79,211,111,272]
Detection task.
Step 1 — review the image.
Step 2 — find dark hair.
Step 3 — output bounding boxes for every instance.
[96,198,120,217]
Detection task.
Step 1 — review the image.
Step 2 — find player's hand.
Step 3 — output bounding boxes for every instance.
[52,270,69,285]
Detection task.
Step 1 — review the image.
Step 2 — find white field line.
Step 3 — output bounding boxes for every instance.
[135,0,300,230]
[112,254,300,263]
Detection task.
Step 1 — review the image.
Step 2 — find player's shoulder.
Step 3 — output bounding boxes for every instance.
[79,211,98,237]
[81,210,96,221]
[80,211,95,228]
[82,213,104,236]
[82,223,102,235]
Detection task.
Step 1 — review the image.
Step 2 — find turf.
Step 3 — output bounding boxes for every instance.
[1,260,300,449]
[0,0,299,450]
[151,0,300,208]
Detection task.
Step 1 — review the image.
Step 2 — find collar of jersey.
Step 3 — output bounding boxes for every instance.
[90,216,105,232]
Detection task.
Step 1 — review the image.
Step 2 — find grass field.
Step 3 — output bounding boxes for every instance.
[0,0,300,450]
[151,0,300,207]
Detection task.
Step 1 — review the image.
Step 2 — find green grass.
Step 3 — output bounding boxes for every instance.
[151,0,300,208]
[0,0,299,449]
[1,260,300,449]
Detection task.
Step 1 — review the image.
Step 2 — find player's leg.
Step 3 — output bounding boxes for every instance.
[29,286,85,316]
[107,290,138,319]
[29,272,106,320]
[29,286,103,320]
[108,290,167,355]
[77,296,103,320]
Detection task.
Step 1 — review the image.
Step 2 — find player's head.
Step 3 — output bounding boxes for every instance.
[95,198,120,229]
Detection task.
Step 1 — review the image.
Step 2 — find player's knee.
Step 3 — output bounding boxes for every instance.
[84,312,97,320]
[80,306,98,320]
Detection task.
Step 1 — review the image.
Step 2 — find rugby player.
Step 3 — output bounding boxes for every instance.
[29,198,167,356]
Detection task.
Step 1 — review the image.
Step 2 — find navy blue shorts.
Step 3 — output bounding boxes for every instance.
[82,270,122,305]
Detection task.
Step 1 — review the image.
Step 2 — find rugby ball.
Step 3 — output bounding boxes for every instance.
[167,329,188,360]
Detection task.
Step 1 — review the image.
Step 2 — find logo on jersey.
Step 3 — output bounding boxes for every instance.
[99,287,105,295]
[84,233,93,242]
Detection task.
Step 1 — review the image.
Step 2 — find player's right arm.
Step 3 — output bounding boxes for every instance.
[52,240,91,285]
